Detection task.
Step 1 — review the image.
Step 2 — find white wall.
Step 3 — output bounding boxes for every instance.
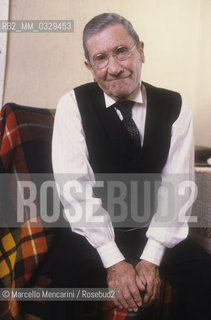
[0,0,9,107]
[2,0,211,146]
[194,0,211,146]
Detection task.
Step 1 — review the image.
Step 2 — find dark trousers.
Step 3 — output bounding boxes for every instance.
[24,228,211,320]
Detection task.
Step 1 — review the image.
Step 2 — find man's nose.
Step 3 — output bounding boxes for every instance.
[107,55,123,75]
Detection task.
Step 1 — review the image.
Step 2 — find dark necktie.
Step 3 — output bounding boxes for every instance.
[115,100,141,148]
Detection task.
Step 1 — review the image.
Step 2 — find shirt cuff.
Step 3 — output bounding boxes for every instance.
[140,239,166,266]
[96,241,125,268]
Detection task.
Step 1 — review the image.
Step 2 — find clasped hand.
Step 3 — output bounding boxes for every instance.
[107,260,161,313]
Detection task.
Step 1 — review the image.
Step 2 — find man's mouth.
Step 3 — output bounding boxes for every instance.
[107,75,131,82]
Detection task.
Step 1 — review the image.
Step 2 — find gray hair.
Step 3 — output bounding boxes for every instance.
[83,13,140,61]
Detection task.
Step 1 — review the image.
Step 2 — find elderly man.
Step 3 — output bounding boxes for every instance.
[52,13,211,320]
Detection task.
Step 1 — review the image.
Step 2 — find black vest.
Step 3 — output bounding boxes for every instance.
[74,82,181,174]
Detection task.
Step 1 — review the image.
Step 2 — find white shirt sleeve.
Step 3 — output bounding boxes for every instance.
[140,96,195,265]
[52,90,125,268]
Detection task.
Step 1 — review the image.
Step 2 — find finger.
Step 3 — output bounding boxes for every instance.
[151,271,161,302]
[149,279,158,305]
[122,287,139,312]
[136,274,146,291]
[116,289,130,310]
[113,299,122,309]
[155,277,161,301]
[136,269,147,287]
[147,276,161,306]
[143,278,154,306]
[130,280,143,307]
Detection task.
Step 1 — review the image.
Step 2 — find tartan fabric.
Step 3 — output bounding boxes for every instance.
[0,103,175,320]
[0,103,56,320]
[0,103,55,173]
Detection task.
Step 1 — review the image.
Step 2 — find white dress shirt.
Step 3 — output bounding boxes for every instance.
[52,82,194,268]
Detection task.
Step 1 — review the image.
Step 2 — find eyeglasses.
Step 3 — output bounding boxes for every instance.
[91,43,137,69]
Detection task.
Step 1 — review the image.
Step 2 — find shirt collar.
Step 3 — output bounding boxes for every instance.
[104,82,143,108]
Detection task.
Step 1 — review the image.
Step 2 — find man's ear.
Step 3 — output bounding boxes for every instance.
[84,60,92,70]
[139,41,145,63]
[85,60,96,80]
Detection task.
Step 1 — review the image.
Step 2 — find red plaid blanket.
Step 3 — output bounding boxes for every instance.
[0,104,56,319]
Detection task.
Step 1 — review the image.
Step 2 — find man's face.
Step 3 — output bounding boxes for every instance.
[85,24,145,101]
